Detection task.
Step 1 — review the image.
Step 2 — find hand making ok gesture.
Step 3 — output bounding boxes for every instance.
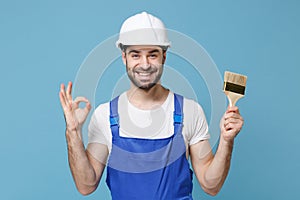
[59,81,91,134]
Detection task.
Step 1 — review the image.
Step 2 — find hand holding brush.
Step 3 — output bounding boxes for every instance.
[220,71,247,141]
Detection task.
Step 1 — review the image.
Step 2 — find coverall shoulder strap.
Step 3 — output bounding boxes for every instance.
[109,96,120,137]
[173,93,184,136]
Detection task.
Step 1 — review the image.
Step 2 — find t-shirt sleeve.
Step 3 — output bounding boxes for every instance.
[87,103,111,147]
[185,99,210,146]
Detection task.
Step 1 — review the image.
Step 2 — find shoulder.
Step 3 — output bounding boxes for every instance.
[179,95,210,145]
[91,94,123,125]
[181,96,207,129]
[93,102,109,118]
[93,93,127,116]
[181,96,205,116]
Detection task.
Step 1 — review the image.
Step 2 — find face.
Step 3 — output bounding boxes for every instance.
[122,45,166,90]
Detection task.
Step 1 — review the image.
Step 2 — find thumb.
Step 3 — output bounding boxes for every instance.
[226,106,240,114]
[73,96,91,111]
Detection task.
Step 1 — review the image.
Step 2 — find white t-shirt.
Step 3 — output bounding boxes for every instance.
[88,92,210,157]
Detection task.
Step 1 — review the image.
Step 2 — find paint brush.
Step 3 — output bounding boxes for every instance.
[223,71,247,106]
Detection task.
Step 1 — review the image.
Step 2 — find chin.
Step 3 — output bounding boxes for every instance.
[138,83,157,90]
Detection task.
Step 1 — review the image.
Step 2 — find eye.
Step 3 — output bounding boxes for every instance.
[149,54,158,59]
[131,54,140,59]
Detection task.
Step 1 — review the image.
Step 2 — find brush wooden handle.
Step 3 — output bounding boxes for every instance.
[224,91,244,107]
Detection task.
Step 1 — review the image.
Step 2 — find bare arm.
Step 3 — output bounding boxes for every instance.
[190,106,243,196]
[66,129,107,195]
[59,82,107,195]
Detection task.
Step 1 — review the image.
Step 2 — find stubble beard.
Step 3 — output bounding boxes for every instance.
[126,63,163,91]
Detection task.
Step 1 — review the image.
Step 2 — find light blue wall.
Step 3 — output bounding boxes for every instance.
[1,0,299,199]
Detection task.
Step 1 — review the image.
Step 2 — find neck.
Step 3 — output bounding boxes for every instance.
[127,84,169,110]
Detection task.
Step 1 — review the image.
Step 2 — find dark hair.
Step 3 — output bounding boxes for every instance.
[119,44,127,52]
[120,44,168,53]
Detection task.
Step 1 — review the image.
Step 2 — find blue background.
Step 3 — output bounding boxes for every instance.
[1,0,299,199]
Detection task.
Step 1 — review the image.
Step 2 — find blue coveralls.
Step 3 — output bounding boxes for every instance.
[106,94,193,200]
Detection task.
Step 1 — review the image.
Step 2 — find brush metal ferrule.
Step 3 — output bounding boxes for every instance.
[223,82,245,95]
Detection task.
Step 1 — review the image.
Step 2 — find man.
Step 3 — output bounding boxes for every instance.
[59,12,244,199]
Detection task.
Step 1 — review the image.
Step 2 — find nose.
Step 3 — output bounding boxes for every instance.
[140,55,151,70]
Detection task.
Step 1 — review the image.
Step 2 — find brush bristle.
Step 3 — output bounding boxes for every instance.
[224,71,247,86]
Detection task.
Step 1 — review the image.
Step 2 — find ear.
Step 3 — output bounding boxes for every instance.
[162,51,167,64]
[122,51,126,65]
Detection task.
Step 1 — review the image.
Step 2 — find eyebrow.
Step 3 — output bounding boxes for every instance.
[127,50,140,54]
[148,49,160,54]
[127,49,161,54]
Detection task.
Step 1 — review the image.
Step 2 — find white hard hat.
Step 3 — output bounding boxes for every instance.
[116,12,171,49]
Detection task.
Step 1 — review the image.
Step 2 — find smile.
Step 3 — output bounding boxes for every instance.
[136,72,152,76]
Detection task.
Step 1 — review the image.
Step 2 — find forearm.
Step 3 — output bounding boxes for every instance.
[192,106,243,196]
[203,137,234,195]
[66,129,98,193]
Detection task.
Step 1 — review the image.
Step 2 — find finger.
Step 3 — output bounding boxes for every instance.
[73,96,89,106]
[73,96,92,111]
[226,118,243,129]
[225,125,242,134]
[225,119,243,130]
[59,84,68,107]
[225,123,237,131]
[85,101,92,112]
[66,81,73,102]
[74,96,89,103]
[60,83,69,103]
[224,128,238,136]
[224,118,239,126]
[59,88,66,106]
[59,91,72,113]
[226,106,240,114]
[224,112,243,121]
[60,83,65,91]
[224,113,243,124]
[60,84,72,111]
[59,91,67,110]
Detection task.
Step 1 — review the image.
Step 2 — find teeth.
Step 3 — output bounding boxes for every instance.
[137,72,151,76]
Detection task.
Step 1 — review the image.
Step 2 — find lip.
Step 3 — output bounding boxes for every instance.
[136,72,151,76]
[134,71,154,82]
[136,72,151,77]
[135,69,156,75]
